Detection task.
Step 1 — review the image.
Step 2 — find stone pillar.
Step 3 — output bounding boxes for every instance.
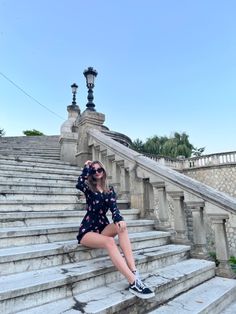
[75,110,105,167]
[111,161,121,194]
[152,182,170,229]
[168,191,189,244]
[129,169,145,215]
[209,214,235,278]
[118,161,130,201]
[59,105,80,165]
[186,202,207,258]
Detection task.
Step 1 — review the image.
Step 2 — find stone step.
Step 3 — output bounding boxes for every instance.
[0,155,73,166]
[0,184,77,193]
[0,219,155,247]
[0,231,171,275]
[148,276,236,314]
[0,199,129,212]
[0,166,80,178]
[8,258,215,314]
[0,208,140,227]
[0,157,80,171]
[0,164,80,176]
[0,191,79,201]
[0,151,60,158]
[221,300,236,314]
[0,174,77,185]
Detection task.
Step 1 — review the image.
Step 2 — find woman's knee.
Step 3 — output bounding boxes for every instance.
[104,236,116,250]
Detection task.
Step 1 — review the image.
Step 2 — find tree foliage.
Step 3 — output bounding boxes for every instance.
[23,129,44,136]
[0,128,5,137]
[131,132,205,158]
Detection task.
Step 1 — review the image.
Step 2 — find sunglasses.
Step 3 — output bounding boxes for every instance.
[91,167,104,175]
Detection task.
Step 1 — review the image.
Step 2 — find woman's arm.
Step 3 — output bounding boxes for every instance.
[75,165,91,194]
[108,186,124,223]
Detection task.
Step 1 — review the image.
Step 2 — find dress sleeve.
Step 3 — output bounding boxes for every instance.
[76,166,91,194]
[108,186,124,223]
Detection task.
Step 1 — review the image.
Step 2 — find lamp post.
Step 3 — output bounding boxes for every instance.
[71,83,78,107]
[83,67,98,111]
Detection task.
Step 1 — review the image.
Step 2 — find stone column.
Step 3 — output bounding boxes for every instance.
[75,110,105,167]
[129,169,145,216]
[60,105,80,165]
[118,161,130,201]
[186,201,207,258]
[111,161,121,195]
[209,214,235,278]
[168,191,189,244]
[152,182,170,229]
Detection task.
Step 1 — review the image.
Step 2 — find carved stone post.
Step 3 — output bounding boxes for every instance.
[151,182,170,229]
[129,169,145,216]
[186,201,207,258]
[75,110,105,167]
[209,214,235,278]
[118,161,130,201]
[111,161,121,195]
[168,191,189,244]
[60,105,80,165]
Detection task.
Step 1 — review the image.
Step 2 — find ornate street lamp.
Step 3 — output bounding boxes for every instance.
[83,67,98,111]
[71,83,78,107]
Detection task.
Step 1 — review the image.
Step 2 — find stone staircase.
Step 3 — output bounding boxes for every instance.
[0,136,236,314]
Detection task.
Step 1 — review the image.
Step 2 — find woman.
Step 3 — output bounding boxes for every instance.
[76,160,155,299]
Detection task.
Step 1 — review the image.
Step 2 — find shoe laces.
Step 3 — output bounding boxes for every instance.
[136,278,146,289]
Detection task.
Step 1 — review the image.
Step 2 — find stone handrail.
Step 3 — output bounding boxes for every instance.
[88,129,236,214]
[87,128,236,278]
[184,151,236,168]
[145,151,236,170]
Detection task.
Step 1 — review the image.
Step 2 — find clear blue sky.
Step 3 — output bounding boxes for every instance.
[0,0,235,154]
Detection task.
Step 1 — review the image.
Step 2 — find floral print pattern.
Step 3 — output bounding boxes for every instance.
[76,165,124,243]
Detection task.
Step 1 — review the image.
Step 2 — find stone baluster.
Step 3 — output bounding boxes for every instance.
[168,191,189,244]
[185,201,207,258]
[129,168,145,215]
[111,160,121,194]
[117,161,130,201]
[106,152,115,184]
[209,214,235,278]
[151,182,170,229]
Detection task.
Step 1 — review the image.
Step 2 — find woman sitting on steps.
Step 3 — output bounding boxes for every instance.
[76,159,155,299]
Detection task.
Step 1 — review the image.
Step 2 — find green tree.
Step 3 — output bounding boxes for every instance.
[0,128,5,137]
[131,138,144,152]
[23,129,44,136]
[131,132,205,158]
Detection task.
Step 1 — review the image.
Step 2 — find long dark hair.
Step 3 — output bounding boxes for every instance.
[87,160,108,192]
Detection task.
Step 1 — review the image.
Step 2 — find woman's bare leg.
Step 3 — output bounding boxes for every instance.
[101,223,136,272]
[80,231,135,284]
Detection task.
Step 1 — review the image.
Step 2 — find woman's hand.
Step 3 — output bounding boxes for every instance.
[85,160,92,167]
[115,220,126,232]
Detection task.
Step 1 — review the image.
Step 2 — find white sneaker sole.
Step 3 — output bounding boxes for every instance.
[129,288,155,299]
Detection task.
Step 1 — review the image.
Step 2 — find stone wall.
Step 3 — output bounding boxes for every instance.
[182,164,236,198]
[182,164,236,256]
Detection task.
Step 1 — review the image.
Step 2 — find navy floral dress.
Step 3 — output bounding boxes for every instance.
[76,165,124,243]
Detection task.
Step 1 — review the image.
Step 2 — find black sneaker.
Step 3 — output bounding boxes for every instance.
[129,279,155,299]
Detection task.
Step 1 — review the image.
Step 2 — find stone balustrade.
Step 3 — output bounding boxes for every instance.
[86,128,236,278]
[145,151,236,170]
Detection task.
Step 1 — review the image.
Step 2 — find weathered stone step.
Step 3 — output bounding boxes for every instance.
[0,184,77,194]
[11,258,215,314]
[0,208,140,227]
[221,299,236,314]
[0,164,80,176]
[0,155,73,166]
[0,191,79,201]
[148,276,236,314]
[0,199,129,212]
[0,219,155,247]
[0,174,76,185]
[0,157,80,171]
[0,166,79,177]
[0,231,171,275]
[0,151,60,158]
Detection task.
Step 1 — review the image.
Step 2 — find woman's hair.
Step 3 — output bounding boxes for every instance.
[87,160,108,192]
